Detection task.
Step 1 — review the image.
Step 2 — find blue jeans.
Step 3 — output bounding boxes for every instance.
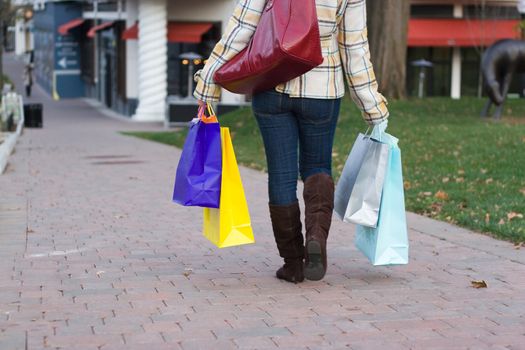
[252,90,341,206]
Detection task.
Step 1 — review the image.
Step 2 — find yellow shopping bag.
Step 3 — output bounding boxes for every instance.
[203,127,255,248]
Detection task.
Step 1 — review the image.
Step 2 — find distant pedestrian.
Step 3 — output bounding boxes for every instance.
[23,65,33,98]
[194,0,389,283]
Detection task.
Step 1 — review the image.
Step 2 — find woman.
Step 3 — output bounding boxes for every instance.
[194,0,389,283]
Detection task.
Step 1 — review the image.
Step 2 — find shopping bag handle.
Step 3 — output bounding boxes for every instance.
[368,120,388,143]
[198,103,218,124]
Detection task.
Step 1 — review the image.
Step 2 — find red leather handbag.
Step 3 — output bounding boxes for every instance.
[213,0,323,95]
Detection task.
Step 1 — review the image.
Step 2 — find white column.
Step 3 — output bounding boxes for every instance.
[451,4,463,100]
[451,48,462,99]
[133,0,167,121]
[126,0,139,99]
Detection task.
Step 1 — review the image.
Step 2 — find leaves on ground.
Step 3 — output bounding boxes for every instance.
[434,190,449,201]
[471,280,488,289]
[507,212,523,221]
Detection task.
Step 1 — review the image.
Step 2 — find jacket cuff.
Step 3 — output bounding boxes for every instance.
[193,69,221,102]
[363,110,389,126]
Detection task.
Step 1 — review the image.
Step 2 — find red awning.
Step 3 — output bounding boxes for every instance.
[408,19,520,47]
[168,23,213,43]
[122,22,138,40]
[87,21,115,38]
[58,18,85,36]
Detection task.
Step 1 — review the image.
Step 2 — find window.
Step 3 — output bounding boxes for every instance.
[407,47,452,97]
[464,5,521,20]
[461,48,481,96]
[79,20,95,84]
[167,22,221,97]
[411,5,454,18]
[82,0,124,12]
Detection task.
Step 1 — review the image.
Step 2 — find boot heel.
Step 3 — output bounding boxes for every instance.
[304,241,325,281]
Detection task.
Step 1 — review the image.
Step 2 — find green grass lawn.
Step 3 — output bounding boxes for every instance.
[123,97,525,243]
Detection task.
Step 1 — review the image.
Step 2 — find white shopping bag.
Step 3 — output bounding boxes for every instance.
[344,137,389,228]
[334,133,374,221]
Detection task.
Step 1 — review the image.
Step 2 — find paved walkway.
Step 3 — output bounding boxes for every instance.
[1,54,524,350]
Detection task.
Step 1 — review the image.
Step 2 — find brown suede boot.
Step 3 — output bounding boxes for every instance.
[303,173,334,281]
[269,202,305,284]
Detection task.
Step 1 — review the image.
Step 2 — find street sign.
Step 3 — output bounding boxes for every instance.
[54,36,80,70]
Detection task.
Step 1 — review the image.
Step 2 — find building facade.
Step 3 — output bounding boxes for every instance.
[408,0,523,98]
[27,0,523,122]
[29,0,240,123]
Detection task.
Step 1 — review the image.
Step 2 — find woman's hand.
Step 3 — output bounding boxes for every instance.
[197,100,206,108]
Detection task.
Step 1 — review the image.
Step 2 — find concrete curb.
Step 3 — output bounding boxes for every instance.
[0,97,24,175]
[0,132,18,174]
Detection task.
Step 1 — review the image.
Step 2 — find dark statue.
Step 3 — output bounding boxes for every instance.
[481,39,525,118]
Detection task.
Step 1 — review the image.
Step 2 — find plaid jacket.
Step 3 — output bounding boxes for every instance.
[193,0,389,125]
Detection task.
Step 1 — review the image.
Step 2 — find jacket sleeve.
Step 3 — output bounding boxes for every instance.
[193,0,266,102]
[338,0,389,125]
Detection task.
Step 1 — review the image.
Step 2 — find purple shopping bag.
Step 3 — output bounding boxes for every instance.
[173,106,222,208]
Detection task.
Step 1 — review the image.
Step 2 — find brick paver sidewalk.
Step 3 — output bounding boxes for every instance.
[1,55,524,349]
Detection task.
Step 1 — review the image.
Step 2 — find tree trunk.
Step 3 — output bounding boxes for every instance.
[366,0,410,99]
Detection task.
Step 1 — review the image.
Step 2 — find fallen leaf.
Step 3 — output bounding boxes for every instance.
[434,190,449,201]
[458,169,465,175]
[471,280,488,289]
[485,178,494,184]
[456,177,465,183]
[421,191,432,197]
[498,218,505,225]
[514,242,524,250]
[507,212,523,221]
[442,177,450,183]
[485,213,490,224]
[520,188,525,196]
[480,168,488,174]
[430,202,443,215]
[404,181,412,190]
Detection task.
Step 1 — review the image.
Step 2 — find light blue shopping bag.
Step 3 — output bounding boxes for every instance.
[355,132,409,266]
